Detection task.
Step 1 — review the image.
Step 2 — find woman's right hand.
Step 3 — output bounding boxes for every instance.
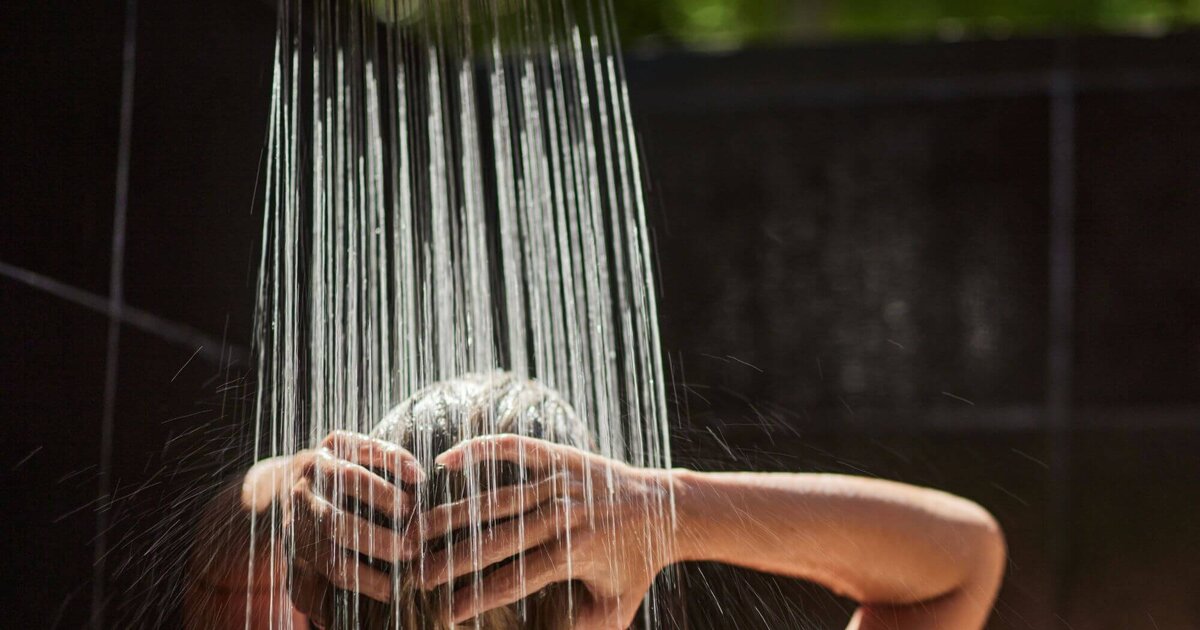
[417,435,677,630]
[285,431,426,628]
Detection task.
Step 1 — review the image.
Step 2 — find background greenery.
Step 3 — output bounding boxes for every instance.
[610,0,1200,46]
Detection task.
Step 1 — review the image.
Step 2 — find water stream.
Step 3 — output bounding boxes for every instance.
[252,1,672,626]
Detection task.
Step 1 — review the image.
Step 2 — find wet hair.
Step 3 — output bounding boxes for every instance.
[333,372,589,630]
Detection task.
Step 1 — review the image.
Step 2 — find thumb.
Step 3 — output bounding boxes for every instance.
[242,452,313,512]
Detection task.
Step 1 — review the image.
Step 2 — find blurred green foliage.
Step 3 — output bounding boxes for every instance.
[608,0,1200,46]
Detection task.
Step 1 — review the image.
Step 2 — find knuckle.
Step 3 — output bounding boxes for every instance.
[318,463,339,487]
[310,454,336,479]
[299,458,317,480]
[551,496,584,512]
[537,474,563,493]
[493,434,522,450]
[323,430,360,447]
[390,447,414,464]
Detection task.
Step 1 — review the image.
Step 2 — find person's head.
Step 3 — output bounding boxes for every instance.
[338,372,589,630]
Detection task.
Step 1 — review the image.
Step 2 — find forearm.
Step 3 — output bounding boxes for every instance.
[669,471,1004,626]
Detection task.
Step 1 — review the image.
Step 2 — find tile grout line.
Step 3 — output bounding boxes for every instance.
[1046,39,1077,617]
[0,260,247,365]
[92,0,137,626]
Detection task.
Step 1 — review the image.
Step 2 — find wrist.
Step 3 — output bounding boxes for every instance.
[657,467,717,565]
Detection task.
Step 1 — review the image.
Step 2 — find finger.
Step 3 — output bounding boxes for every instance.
[308,449,413,518]
[292,479,420,562]
[448,545,567,624]
[322,430,426,484]
[421,495,587,589]
[310,538,394,603]
[418,473,583,541]
[242,452,313,513]
[435,434,592,477]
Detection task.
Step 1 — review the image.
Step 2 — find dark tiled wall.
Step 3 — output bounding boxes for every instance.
[3,2,1199,626]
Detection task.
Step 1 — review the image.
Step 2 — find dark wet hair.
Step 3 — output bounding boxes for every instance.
[332,372,589,630]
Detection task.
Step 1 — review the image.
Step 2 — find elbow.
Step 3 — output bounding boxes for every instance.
[889,502,1007,615]
[975,503,1006,572]
[916,497,1007,605]
[983,508,1007,585]
[854,492,1007,625]
[960,501,1007,603]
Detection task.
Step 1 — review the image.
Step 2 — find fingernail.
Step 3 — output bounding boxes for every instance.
[435,449,463,469]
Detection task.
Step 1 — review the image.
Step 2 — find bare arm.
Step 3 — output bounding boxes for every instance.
[670,471,1006,630]
[215,434,1002,628]
[421,435,1004,629]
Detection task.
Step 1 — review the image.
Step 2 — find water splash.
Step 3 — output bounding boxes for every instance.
[253,0,674,627]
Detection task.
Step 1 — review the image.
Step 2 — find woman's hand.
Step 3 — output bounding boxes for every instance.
[419,435,676,630]
[285,431,426,628]
[186,449,328,630]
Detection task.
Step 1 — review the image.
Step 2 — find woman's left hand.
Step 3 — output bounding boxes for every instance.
[417,435,677,629]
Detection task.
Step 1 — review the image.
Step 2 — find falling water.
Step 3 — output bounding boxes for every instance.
[252,0,673,627]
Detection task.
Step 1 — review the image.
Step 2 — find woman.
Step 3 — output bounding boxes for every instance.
[186,373,1005,629]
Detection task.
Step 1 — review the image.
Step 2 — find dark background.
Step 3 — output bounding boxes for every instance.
[3,1,1199,628]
